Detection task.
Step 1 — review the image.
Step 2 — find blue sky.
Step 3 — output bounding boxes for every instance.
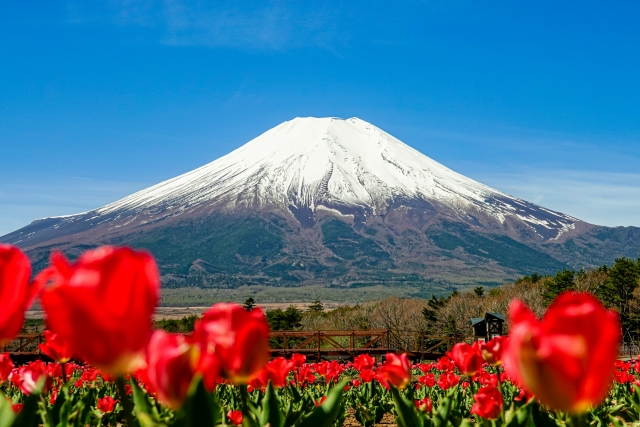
[2,1,640,236]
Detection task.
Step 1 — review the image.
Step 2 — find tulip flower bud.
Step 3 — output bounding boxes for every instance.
[227,410,243,426]
[376,353,411,389]
[0,353,14,381]
[448,342,483,375]
[40,247,159,377]
[191,303,270,385]
[353,354,375,372]
[0,245,40,346]
[415,396,433,413]
[503,292,621,413]
[39,330,74,363]
[144,330,197,410]
[264,357,293,388]
[471,385,503,419]
[480,336,507,366]
[97,396,118,414]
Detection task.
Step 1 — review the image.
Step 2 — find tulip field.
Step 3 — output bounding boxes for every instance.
[0,244,638,426]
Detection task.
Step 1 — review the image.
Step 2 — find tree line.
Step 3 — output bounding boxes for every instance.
[152,256,640,340]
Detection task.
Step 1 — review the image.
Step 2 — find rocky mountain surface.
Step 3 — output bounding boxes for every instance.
[3,117,639,297]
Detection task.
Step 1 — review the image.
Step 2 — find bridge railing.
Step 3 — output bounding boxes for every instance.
[1,334,45,355]
[269,330,478,360]
[2,331,479,361]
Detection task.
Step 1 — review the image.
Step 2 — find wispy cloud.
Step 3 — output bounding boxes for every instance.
[477,170,640,227]
[66,0,346,51]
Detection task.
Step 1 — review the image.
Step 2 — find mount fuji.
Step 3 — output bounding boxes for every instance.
[3,117,639,296]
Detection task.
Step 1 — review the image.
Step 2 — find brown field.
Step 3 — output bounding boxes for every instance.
[25,302,344,320]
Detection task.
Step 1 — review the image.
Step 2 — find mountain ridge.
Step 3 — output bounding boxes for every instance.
[2,117,639,299]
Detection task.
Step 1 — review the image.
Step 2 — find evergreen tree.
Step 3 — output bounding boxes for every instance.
[598,257,640,336]
[308,299,325,313]
[474,286,485,297]
[266,306,303,331]
[543,269,575,305]
[243,297,257,311]
[422,294,450,333]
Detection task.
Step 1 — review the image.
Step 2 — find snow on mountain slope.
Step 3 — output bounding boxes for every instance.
[4,117,580,245]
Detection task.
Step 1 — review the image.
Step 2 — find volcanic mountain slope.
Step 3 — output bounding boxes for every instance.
[3,117,640,294]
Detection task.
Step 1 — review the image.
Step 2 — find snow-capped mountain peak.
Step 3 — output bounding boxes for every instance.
[6,117,580,247]
[88,117,576,238]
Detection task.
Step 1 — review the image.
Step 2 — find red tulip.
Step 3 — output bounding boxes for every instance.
[436,356,455,372]
[290,353,306,368]
[13,360,52,395]
[417,373,435,388]
[503,292,621,413]
[353,354,375,372]
[97,396,117,414]
[360,369,376,383]
[39,330,73,363]
[191,303,270,385]
[248,369,268,391]
[39,247,159,377]
[449,342,483,375]
[293,365,315,386]
[227,410,243,426]
[0,353,14,381]
[144,330,196,410]
[480,336,507,366]
[415,396,433,413]
[49,388,58,405]
[474,370,498,388]
[0,245,40,345]
[513,388,533,403]
[376,353,411,389]
[436,372,459,390]
[265,357,292,388]
[471,385,503,419]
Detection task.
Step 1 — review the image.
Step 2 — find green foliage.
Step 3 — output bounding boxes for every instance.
[321,220,392,267]
[121,215,285,276]
[308,299,325,313]
[266,306,303,331]
[155,315,199,333]
[422,294,452,333]
[473,286,484,297]
[488,288,502,297]
[515,272,544,284]
[543,269,576,305]
[597,257,640,335]
[243,297,257,311]
[428,221,569,274]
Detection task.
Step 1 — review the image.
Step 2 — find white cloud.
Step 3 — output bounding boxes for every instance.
[477,170,640,227]
[66,1,344,51]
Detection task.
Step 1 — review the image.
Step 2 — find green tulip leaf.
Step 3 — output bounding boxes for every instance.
[297,378,348,427]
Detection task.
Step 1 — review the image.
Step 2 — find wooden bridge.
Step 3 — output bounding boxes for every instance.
[2,330,478,363]
[269,329,477,361]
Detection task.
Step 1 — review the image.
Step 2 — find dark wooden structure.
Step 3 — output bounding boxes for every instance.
[471,312,504,341]
[269,329,478,361]
[3,330,478,363]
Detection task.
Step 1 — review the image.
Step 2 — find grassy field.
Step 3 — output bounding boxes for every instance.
[157,283,459,306]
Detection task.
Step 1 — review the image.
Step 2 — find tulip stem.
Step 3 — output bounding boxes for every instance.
[239,384,250,418]
[569,413,587,427]
[61,362,67,385]
[115,376,136,427]
[496,368,505,424]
